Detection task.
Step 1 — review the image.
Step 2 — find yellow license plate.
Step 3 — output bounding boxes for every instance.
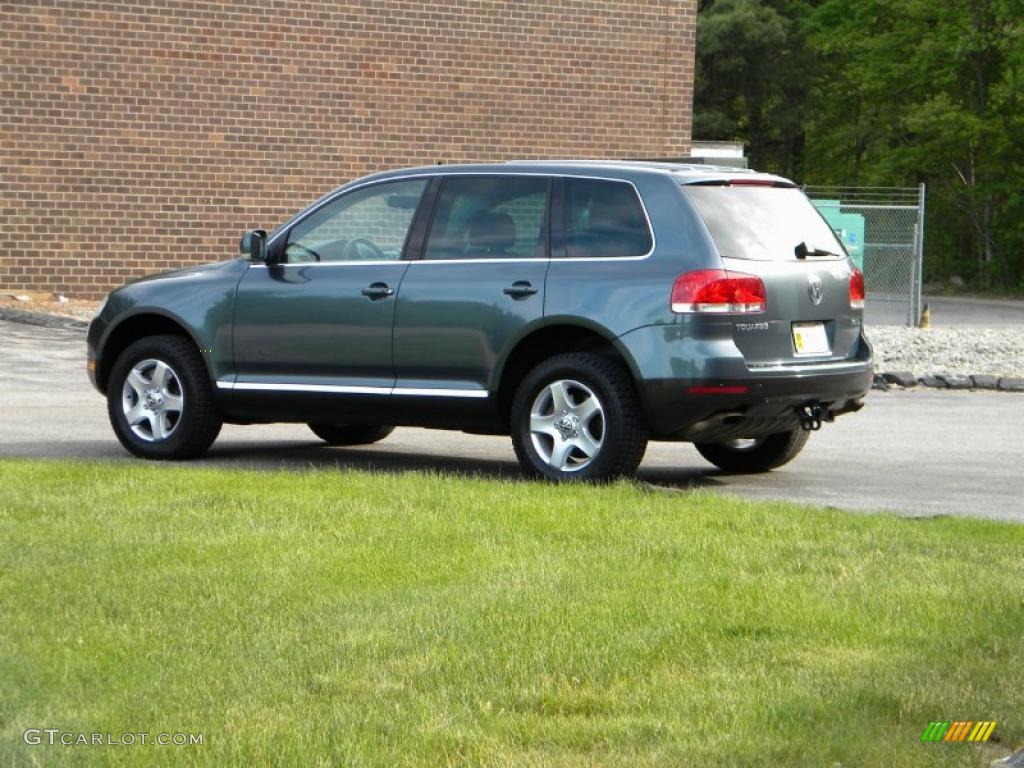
[792,322,830,356]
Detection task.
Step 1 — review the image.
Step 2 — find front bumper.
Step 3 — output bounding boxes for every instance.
[86,315,106,393]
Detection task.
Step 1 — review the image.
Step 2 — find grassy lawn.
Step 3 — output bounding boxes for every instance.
[1,458,1021,766]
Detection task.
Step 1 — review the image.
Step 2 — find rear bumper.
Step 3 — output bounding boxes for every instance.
[617,323,873,440]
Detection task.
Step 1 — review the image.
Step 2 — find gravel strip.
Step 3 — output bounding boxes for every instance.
[0,307,88,332]
[867,325,1024,391]
[0,296,99,321]
[864,325,1024,380]
[866,325,1024,378]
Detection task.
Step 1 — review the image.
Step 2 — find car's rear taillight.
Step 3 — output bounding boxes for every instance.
[670,269,767,314]
[849,267,865,310]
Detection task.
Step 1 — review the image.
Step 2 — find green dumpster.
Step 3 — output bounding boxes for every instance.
[811,199,864,270]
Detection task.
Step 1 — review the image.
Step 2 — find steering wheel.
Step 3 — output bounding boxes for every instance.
[285,242,321,263]
[341,237,385,261]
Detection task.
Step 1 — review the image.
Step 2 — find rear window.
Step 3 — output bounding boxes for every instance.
[564,179,652,258]
[683,185,846,261]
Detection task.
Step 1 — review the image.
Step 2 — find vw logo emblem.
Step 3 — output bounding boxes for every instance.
[807,274,824,305]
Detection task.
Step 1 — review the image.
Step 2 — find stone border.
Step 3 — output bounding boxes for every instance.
[873,371,1024,392]
[4,306,1022,393]
[0,306,88,332]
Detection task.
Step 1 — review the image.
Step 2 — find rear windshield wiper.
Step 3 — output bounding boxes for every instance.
[795,241,840,259]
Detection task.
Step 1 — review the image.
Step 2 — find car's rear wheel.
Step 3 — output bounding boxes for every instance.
[694,428,809,473]
[107,335,222,459]
[511,353,647,482]
[308,424,395,446]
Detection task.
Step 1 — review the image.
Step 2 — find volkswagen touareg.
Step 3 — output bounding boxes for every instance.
[87,161,872,481]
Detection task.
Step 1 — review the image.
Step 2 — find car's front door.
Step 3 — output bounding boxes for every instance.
[392,175,551,395]
[231,178,429,392]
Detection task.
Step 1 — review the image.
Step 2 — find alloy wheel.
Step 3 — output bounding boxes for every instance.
[529,379,605,472]
[121,358,185,442]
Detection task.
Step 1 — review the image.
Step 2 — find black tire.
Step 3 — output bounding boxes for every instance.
[694,428,809,473]
[510,353,647,482]
[308,424,395,446]
[107,334,222,460]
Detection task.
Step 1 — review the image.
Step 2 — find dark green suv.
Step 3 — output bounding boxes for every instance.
[87,161,872,481]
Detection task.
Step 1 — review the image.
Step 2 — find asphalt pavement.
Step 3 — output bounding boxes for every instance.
[1,319,1021,522]
[866,294,1024,327]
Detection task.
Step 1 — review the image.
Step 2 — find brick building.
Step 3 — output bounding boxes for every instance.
[0,1,696,298]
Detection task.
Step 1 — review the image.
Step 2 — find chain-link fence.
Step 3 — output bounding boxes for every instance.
[804,185,926,327]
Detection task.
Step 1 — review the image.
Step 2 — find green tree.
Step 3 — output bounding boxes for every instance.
[694,0,1024,288]
[803,0,1024,287]
[694,0,816,177]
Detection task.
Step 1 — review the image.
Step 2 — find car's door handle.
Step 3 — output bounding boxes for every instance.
[503,281,539,299]
[361,282,394,300]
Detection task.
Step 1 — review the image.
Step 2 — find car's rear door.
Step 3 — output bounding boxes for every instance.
[682,182,862,366]
[391,175,551,396]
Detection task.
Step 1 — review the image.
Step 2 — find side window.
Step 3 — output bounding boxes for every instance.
[285,179,427,263]
[424,176,549,260]
[564,179,652,258]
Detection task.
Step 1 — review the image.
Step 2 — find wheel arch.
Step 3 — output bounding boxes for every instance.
[96,311,206,395]
[493,318,643,426]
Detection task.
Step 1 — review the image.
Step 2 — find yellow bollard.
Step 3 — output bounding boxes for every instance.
[919,302,931,329]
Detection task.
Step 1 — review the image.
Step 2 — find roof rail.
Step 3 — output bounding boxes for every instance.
[504,158,759,174]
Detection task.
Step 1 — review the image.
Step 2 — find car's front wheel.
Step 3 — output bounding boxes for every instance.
[308,424,394,446]
[511,353,647,482]
[107,335,222,460]
[694,428,809,473]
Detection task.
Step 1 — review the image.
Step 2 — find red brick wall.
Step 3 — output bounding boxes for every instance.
[0,0,696,298]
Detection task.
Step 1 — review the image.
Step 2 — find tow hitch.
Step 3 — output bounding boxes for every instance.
[798,403,833,431]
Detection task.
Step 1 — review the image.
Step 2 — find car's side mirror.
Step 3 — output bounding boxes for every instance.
[239,229,267,262]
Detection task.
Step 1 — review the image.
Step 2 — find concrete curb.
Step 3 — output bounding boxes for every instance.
[0,306,88,332]
[873,371,1024,393]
